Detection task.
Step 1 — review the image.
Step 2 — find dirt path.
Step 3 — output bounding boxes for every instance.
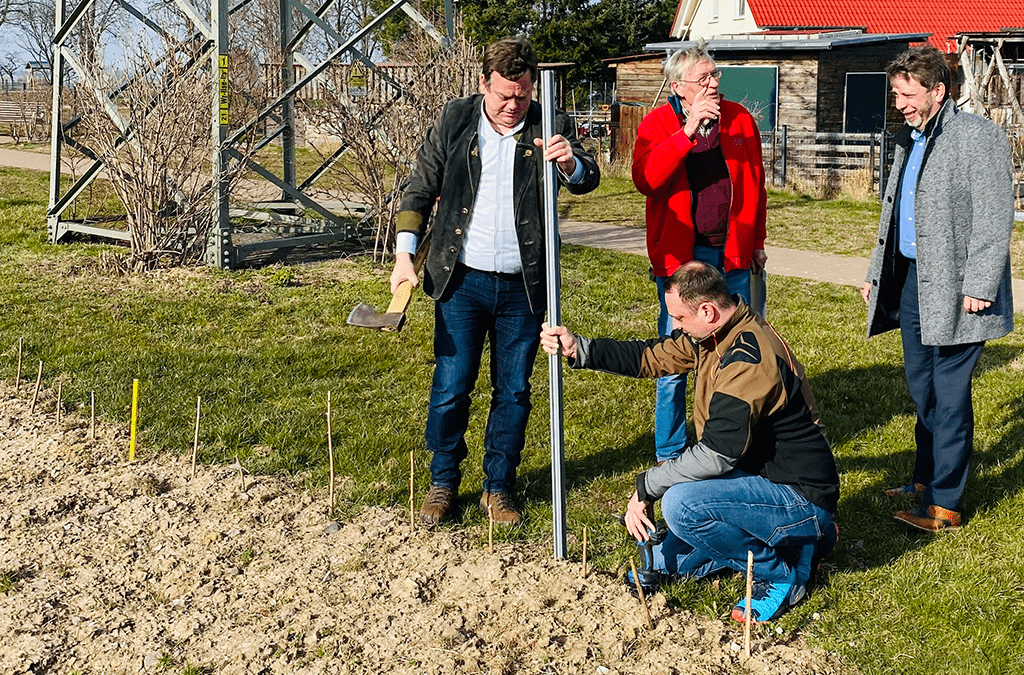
[0,384,849,675]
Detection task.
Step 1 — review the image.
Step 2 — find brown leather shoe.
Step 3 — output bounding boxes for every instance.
[420,485,456,526]
[894,504,962,532]
[480,491,523,526]
[883,482,927,498]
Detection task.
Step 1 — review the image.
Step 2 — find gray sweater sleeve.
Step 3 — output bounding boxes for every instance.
[636,440,739,502]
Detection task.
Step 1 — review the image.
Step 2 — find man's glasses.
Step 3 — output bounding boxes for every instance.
[682,69,722,86]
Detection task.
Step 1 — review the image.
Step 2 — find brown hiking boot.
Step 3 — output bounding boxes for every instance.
[894,504,962,532]
[480,491,523,526]
[420,485,456,526]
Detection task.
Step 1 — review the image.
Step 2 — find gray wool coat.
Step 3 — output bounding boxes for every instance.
[864,99,1015,345]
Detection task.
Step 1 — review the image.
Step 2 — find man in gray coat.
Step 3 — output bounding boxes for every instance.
[862,46,1015,532]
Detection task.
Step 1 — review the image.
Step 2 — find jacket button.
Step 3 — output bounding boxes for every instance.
[449,247,457,253]
[461,208,469,214]
[524,240,534,246]
[878,238,884,244]
[454,228,462,235]
[443,266,451,272]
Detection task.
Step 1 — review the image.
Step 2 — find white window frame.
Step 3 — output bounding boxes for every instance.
[709,0,719,22]
[735,0,746,18]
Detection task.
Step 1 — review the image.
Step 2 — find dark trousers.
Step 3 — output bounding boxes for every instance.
[426,264,544,495]
[899,261,984,511]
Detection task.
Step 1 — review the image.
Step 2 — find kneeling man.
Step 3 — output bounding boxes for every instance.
[541,261,839,621]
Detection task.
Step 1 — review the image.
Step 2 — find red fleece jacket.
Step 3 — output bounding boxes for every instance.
[632,99,767,277]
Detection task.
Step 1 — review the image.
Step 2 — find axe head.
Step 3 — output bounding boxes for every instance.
[346,302,407,332]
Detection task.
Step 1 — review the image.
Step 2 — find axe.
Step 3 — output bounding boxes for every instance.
[347,231,431,332]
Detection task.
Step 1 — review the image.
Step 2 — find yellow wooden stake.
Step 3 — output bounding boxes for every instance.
[56,381,62,425]
[89,391,96,440]
[129,379,139,462]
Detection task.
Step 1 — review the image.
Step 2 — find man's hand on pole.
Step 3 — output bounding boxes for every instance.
[534,134,576,174]
[540,323,577,359]
[390,252,418,293]
[624,491,655,543]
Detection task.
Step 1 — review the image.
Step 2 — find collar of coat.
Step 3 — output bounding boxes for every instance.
[470,93,544,144]
[893,98,958,148]
[692,297,755,351]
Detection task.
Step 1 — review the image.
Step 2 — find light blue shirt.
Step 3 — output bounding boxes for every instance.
[396,104,584,259]
[898,129,927,260]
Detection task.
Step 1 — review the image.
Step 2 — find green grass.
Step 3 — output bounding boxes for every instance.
[2,166,1024,674]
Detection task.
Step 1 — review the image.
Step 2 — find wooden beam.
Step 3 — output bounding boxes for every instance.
[992,40,1024,125]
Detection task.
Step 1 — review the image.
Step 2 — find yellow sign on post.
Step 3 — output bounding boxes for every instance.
[129,378,140,461]
[218,55,229,125]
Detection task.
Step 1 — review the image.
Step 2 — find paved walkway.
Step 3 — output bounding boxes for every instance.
[2,146,1020,313]
[560,219,1024,315]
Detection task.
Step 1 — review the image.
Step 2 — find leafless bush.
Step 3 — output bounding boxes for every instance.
[68,39,257,271]
[301,28,479,262]
[1009,130,1023,212]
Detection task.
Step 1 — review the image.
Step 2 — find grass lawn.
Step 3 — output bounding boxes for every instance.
[2,165,1024,674]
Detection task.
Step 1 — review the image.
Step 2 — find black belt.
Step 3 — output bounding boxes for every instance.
[459,263,521,281]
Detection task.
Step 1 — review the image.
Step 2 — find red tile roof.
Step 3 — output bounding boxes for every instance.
[750,0,1024,51]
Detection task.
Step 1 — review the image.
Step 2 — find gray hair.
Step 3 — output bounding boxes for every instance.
[664,39,714,84]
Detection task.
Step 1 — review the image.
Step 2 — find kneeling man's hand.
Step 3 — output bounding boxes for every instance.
[624,491,655,543]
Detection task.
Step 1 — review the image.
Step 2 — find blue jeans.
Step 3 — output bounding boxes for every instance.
[899,261,983,511]
[652,470,833,586]
[426,264,544,495]
[654,244,753,461]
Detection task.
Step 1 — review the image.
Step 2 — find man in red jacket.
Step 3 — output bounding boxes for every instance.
[632,42,768,463]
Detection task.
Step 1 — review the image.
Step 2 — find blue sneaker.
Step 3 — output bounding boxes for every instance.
[731,577,806,622]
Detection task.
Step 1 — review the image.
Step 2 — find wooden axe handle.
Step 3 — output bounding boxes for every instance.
[385,229,432,316]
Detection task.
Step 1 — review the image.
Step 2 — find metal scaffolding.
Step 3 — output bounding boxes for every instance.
[48,0,452,268]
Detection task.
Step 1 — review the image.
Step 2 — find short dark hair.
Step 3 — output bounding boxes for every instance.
[664,261,735,310]
[886,45,951,92]
[482,37,538,85]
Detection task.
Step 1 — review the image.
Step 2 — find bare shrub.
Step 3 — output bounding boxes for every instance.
[301,27,479,262]
[68,39,256,271]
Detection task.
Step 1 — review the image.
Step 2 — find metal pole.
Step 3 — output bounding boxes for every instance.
[541,69,567,560]
[280,0,296,195]
[47,0,67,243]
[780,124,788,189]
[207,0,232,267]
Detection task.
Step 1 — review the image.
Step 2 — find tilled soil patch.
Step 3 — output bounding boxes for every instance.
[0,385,847,674]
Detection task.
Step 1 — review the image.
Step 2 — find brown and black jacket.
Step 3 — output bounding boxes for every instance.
[570,300,839,514]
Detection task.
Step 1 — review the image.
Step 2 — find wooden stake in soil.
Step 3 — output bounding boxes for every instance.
[409,450,415,528]
[191,396,201,480]
[582,525,589,579]
[630,556,654,629]
[15,337,23,393]
[235,454,247,491]
[326,392,334,516]
[89,391,95,440]
[128,379,140,461]
[29,361,43,413]
[743,550,754,658]
[488,504,494,555]
[56,381,63,425]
